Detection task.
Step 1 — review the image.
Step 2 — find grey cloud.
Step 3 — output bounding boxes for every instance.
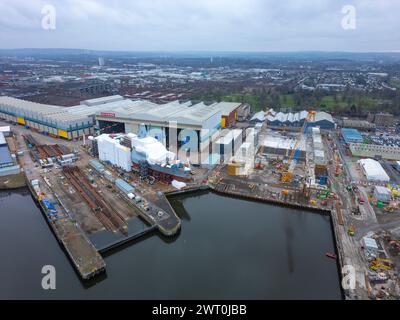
[0,0,398,51]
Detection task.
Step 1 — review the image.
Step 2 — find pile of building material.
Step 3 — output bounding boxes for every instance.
[29,143,76,167]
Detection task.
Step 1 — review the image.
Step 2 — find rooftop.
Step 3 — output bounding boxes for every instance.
[374,186,391,195]
[0,96,92,125]
[215,102,242,116]
[0,132,5,145]
[1,96,241,129]
[81,95,124,106]
[341,128,363,143]
[0,145,13,166]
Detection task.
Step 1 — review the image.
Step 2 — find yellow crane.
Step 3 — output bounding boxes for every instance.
[281,111,316,183]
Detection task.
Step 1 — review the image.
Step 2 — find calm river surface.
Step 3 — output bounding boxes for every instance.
[0,189,342,299]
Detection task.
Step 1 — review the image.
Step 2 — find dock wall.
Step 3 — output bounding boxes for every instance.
[98,225,157,254]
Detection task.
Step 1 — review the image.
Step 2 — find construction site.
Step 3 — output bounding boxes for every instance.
[1,94,400,299]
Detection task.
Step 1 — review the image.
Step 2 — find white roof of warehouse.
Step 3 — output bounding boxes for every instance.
[0,96,63,114]
[374,186,391,195]
[314,111,334,123]
[95,99,222,126]
[0,132,6,145]
[250,111,266,122]
[1,95,243,129]
[0,96,93,125]
[172,102,221,125]
[266,110,333,124]
[358,158,390,182]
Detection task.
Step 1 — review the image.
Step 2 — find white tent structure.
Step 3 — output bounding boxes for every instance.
[358,158,390,182]
[131,136,175,165]
[96,134,132,172]
[250,111,266,122]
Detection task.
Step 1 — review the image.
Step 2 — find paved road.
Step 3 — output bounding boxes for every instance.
[326,131,369,299]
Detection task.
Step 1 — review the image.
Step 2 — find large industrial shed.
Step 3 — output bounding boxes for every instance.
[358,158,390,182]
[311,111,335,130]
[350,143,400,161]
[0,96,94,140]
[95,100,225,153]
[0,95,243,146]
[218,102,242,128]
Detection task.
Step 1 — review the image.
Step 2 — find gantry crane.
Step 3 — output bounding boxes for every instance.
[281,111,316,183]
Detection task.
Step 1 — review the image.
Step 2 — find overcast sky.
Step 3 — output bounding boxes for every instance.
[0,0,398,52]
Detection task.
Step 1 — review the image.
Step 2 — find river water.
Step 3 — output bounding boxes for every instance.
[0,189,342,299]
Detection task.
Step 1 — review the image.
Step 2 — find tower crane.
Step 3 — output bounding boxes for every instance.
[281,111,316,183]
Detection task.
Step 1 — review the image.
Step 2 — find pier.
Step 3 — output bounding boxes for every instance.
[18,131,106,280]
[27,177,106,279]
[209,182,331,214]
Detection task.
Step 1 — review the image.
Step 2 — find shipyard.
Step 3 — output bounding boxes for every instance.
[1,88,400,299]
[2,28,400,301]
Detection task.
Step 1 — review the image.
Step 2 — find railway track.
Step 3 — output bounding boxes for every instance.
[63,166,128,235]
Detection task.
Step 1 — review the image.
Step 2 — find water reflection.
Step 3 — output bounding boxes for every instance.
[0,189,342,299]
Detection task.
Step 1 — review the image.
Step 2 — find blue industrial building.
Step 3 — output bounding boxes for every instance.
[89,159,105,173]
[341,128,363,144]
[115,179,135,194]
